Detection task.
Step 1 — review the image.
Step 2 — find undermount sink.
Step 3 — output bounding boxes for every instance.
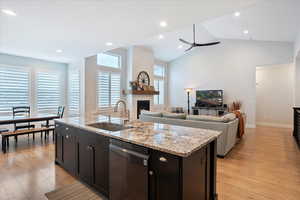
[87,122,132,131]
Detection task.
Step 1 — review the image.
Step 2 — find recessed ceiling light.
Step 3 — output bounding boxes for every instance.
[56,49,63,53]
[234,12,240,17]
[160,21,167,27]
[177,45,183,49]
[158,34,164,39]
[106,42,113,46]
[1,9,17,16]
[243,30,249,34]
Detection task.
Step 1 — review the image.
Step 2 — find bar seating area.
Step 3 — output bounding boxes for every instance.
[0,105,65,153]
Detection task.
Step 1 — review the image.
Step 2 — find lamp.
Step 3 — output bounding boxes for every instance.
[184,88,193,114]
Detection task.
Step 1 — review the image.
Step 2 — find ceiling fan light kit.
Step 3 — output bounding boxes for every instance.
[179,24,220,51]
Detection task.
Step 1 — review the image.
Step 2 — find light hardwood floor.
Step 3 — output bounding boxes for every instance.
[217,126,300,200]
[0,126,299,200]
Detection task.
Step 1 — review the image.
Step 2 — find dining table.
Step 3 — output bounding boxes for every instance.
[0,114,60,153]
[0,114,60,126]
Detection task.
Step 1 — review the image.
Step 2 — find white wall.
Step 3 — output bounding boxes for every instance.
[0,53,68,114]
[256,64,294,128]
[68,59,85,115]
[293,31,300,106]
[84,48,127,115]
[168,39,293,127]
[294,31,300,58]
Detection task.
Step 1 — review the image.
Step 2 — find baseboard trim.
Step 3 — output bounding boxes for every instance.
[246,124,256,128]
[256,122,292,128]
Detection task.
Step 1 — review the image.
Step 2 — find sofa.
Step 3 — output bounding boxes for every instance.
[139,111,239,157]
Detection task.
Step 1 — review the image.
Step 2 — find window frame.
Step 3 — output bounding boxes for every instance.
[68,68,81,116]
[153,64,166,105]
[36,70,64,114]
[0,64,31,115]
[97,52,122,69]
[96,70,121,109]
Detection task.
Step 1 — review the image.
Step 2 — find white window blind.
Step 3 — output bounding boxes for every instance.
[98,71,110,108]
[0,66,29,113]
[68,70,80,114]
[37,72,61,113]
[111,73,121,106]
[97,71,120,108]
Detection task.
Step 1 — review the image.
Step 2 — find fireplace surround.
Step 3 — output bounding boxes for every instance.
[137,100,150,119]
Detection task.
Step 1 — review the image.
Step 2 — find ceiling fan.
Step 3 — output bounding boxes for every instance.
[179,24,220,51]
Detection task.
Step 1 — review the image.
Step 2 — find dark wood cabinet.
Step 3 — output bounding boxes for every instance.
[63,127,77,175]
[77,131,109,196]
[149,140,217,200]
[77,133,94,184]
[55,122,109,197]
[91,135,109,195]
[55,124,63,164]
[55,121,217,200]
[293,107,300,146]
[149,151,180,200]
[55,124,77,175]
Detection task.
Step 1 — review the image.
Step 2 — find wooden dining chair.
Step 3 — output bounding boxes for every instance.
[0,128,9,151]
[41,106,65,140]
[12,106,35,142]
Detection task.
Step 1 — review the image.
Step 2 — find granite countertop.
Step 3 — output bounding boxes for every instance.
[55,115,221,157]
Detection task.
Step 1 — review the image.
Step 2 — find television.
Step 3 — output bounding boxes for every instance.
[196,90,223,107]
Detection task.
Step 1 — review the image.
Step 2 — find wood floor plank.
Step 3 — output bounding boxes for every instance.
[0,126,299,200]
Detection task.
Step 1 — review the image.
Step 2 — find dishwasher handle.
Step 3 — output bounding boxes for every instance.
[109,144,149,166]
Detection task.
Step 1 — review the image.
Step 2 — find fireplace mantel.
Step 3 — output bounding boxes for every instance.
[128,90,159,95]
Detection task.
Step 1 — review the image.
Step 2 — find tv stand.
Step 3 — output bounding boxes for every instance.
[192,106,227,116]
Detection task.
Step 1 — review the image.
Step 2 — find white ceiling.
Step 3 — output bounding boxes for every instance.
[203,0,300,42]
[141,0,300,61]
[0,0,258,63]
[137,24,218,62]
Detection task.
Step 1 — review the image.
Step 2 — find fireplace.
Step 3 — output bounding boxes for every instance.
[137,100,150,119]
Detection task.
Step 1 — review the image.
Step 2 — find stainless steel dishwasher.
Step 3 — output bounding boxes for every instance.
[109,139,149,200]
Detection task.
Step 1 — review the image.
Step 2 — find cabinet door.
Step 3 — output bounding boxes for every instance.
[62,126,77,175]
[91,135,109,196]
[77,132,94,185]
[149,151,180,200]
[55,123,64,164]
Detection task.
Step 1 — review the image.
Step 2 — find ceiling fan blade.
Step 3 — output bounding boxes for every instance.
[179,38,192,45]
[195,41,221,46]
[185,46,194,52]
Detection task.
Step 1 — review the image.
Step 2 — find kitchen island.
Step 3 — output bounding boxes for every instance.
[54,115,221,200]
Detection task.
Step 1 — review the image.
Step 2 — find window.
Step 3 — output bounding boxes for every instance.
[0,66,29,113]
[68,70,80,114]
[97,71,121,108]
[37,72,62,113]
[97,53,121,68]
[154,65,165,105]
[154,65,164,77]
[154,80,164,104]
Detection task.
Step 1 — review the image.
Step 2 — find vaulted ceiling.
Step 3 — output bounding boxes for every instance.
[0,0,258,63]
[141,0,300,61]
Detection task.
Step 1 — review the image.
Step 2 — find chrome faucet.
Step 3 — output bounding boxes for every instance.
[114,99,130,122]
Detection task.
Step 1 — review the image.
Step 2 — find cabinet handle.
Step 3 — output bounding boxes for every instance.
[159,157,167,162]
[86,145,93,150]
[65,127,69,131]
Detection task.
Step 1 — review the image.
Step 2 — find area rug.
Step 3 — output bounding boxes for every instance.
[45,182,106,200]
